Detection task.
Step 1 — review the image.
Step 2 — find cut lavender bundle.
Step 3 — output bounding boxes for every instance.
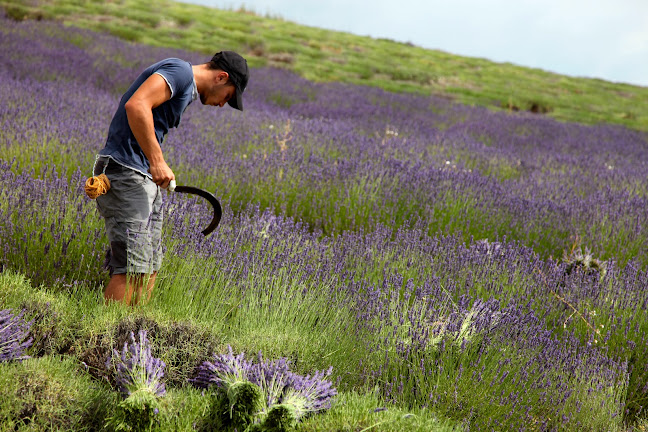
[248,355,294,408]
[105,330,166,432]
[190,345,253,389]
[0,308,33,363]
[191,346,263,431]
[255,367,338,431]
[108,330,166,398]
[191,347,337,431]
[207,380,264,432]
[562,245,608,278]
[284,366,337,414]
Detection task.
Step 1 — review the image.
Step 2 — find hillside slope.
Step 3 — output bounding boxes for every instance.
[2,0,647,131]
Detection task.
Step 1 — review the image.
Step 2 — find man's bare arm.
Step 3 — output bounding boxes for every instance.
[124,74,174,188]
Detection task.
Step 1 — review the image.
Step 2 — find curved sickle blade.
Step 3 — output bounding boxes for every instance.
[173,185,222,235]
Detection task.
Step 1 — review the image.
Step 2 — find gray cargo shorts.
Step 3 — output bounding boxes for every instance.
[93,156,163,275]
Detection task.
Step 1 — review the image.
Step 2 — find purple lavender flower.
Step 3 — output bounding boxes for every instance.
[281,366,338,414]
[248,355,294,407]
[190,347,337,423]
[0,308,33,362]
[190,345,253,389]
[107,330,166,398]
[104,332,167,432]
[247,364,337,430]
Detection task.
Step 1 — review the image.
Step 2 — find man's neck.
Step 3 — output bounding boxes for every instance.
[191,64,209,94]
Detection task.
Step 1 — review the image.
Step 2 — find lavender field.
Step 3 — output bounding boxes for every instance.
[1,10,648,431]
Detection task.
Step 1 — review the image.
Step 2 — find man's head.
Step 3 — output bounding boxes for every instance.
[207,51,249,110]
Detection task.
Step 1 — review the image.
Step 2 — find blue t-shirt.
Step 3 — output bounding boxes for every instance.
[99,58,197,176]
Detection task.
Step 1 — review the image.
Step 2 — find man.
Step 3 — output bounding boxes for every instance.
[92,51,249,305]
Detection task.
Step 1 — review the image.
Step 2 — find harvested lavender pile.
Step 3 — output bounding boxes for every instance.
[190,346,337,431]
[105,330,166,431]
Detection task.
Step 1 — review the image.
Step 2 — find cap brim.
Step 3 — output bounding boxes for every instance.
[227,87,243,111]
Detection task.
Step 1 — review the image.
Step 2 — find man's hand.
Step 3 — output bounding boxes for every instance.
[149,160,175,189]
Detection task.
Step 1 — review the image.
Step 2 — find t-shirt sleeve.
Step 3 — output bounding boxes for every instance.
[153,59,192,99]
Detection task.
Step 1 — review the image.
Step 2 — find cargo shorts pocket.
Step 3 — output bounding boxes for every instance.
[126,220,156,275]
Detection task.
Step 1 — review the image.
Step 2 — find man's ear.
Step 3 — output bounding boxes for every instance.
[216,71,229,84]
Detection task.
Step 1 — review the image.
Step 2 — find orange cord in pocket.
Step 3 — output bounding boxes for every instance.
[84,173,111,199]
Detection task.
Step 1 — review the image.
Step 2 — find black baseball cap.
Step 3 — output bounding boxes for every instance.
[211,51,249,111]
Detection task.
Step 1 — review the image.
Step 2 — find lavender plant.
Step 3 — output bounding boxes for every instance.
[0,308,33,363]
[161,205,644,428]
[105,330,166,432]
[2,12,648,269]
[0,160,107,287]
[3,10,648,430]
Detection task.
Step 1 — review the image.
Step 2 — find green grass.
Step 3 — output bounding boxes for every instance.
[0,355,116,430]
[296,390,462,432]
[1,0,647,131]
[0,267,464,431]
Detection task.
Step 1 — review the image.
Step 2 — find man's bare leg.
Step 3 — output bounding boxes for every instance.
[138,272,157,305]
[104,274,130,304]
[104,272,157,305]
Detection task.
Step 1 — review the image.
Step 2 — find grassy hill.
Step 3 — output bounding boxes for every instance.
[2,0,647,131]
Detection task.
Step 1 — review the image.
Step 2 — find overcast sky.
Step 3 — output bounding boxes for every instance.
[180,0,648,87]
